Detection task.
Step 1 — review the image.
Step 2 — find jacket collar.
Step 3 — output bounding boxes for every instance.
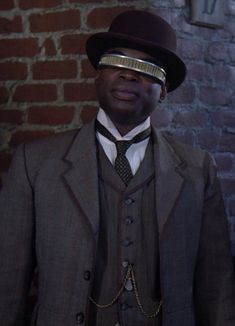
[63,120,100,240]
[63,120,186,239]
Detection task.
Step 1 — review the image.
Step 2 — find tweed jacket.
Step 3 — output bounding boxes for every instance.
[0,119,235,326]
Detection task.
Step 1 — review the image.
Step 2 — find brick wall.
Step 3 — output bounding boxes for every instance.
[0,0,235,248]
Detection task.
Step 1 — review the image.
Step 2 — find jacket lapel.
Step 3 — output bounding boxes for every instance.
[63,120,100,238]
[153,129,185,237]
[62,122,185,240]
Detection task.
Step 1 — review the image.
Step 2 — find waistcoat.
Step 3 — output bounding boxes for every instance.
[89,140,162,326]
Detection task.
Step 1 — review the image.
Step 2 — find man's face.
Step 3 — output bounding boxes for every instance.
[95,47,164,128]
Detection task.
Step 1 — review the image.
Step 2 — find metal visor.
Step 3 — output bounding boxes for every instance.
[98,53,166,84]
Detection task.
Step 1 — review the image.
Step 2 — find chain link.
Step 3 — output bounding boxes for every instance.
[89,264,162,319]
[130,265,162,318]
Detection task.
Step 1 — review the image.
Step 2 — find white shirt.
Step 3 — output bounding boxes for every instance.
[96,108,151,175]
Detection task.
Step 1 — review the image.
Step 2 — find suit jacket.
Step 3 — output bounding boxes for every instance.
[0,119,235,326]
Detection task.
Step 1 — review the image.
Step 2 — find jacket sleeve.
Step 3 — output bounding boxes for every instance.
[0,144,36,325]
[194,153,235,326]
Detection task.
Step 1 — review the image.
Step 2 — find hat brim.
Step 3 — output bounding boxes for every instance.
[86,32,187,92]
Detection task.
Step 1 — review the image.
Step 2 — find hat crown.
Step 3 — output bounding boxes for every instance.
[108,10,177,54]
[86,10,186,91]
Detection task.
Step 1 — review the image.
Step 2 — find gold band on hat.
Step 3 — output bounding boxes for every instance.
[98,54,166,84]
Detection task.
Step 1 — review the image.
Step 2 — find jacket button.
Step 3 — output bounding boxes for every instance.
[83,270,91,281]
[76,312,84,324]
[121,238,132,247]
[124,216,134,225]
[125,197,134,205]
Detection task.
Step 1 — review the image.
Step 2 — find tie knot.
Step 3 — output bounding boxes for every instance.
[95,120,152,146]
[115,140,132,155]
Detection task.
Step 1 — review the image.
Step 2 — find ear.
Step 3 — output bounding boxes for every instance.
[159,84,167,102]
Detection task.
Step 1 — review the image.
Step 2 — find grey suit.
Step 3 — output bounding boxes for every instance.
[0,119,235,326]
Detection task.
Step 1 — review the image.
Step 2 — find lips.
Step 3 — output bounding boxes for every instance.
[111,86,139,101]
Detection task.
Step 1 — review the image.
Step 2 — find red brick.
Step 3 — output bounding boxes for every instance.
[174,111,207,127]
[0,0,14,10]
[19,0,62,9]
[13,84,57,102]
[196,130,220,151]
[0,152,12,173]
[87,7,133,29]
[0,87,9,103]
[0,16,22,33]
[80,105,98,123]
[69,0,105,2]
[81,59,96,78]
[43,38,57,56]
[168,85,196,104]
[199,87,229,106]
[32,60,77,80]
[211,111,235,128]
[214,153,233,172]
[219,132,235,153]
[61,33,91,55]
[10,130,54,146]
[0,38,38,58]
[0,62,27,80]
[30,10,81,33]
[150,107,172,128]
[220,178,235,196]
[0,110,23,124]
[64,83,97,101]
[27,105,75,125]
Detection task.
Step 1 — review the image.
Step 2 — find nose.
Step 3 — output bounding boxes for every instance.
[119,68,139,82]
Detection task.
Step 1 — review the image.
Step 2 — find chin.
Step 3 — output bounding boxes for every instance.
[112,110,145,126]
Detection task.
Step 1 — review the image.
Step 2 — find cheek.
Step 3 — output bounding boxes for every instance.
[145,84,162,103]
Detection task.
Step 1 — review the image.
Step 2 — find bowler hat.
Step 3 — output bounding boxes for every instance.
[86,10,186,92]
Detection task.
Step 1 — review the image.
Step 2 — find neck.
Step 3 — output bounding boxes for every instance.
[97,108,150,137]
[113,123,140,136]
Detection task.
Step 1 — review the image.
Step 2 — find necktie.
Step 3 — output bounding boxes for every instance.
[95,120,151,185]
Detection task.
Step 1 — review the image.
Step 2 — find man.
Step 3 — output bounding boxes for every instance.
[0,9,235,326]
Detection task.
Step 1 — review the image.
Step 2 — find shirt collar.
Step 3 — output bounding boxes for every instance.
[96,108,151,141]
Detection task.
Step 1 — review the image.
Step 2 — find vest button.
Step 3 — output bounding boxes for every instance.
[124,197,134,205]
[121,238,132,247]
[124,216,134,225]
[122,260,129,268]
[76,312,84,324]
[83,270,91,281]
[124,278,133,291]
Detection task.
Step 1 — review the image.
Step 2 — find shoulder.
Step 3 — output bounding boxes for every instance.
[10,123,94,183]
[23,128,80,161]
[157,131,216,171]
